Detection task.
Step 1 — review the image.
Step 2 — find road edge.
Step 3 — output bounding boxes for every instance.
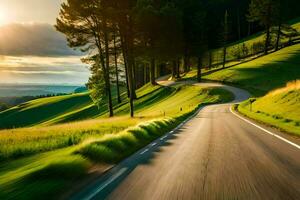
[230,105,300,150]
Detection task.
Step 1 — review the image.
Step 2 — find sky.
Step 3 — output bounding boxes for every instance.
[0,0,64,25]
[0,0,89,85]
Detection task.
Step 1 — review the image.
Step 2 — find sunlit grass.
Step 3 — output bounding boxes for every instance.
[238,81,300,136]
[0,117,141,161]
[0,84,233,200]
[0,84,232,161]
[203,44,300,96]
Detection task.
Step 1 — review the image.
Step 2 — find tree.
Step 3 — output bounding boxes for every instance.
[113,29,122,103]
[56,0,114,117]
[248,0,279,55]
[110,0,137,117]
[0,102,8,111]
[84,56,106,109]
[135,0,160,85]
[222,10,229,68]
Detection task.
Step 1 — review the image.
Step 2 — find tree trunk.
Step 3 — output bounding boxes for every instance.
[133,61,137,91]
[264,4,271,55]
[222,46,227,69]
[172,60,176,79]
[197,56,202,82]
[237,7,241,40]
[223,10,228,69]
[248,22,252,36]
[176,59,180,78]
[113,31,121,104]
[127,19,135,117]
[144,64,147,84]
[103,18,113,117]
[275,23,281,51]
[130,60,138,99]
[183,49,190,73]
[120,35,130,98]
[264,26,270,55]
[209,51,212,69]
[150,58,156,85]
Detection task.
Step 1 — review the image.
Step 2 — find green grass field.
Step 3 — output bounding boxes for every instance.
[206,19,300,68]
[180,37,300,136]
[203,44,300,96]
[238,81,300,136]
[0,83,233,200]
[1,18,299,200]
[0,85,128,129]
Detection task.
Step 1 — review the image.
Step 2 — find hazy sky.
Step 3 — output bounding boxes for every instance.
[0,1,89,85]
[0,0,64,25]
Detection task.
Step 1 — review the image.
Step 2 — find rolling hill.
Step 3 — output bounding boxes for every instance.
[204,43,300,96]
[238,81,300,136]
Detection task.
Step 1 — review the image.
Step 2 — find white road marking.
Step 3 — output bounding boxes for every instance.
[151,143,157,147]
[230,107,300,150]
[140,149,149,155]
[160,135,168,141]
[170,131,174,134]
[84,168,127,200]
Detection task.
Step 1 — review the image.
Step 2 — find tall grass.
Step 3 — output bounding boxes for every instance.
[0,117,140,161]
[0,85,232,162]
[0,84,234,200]
[238,80,300,136]
[78,118,176,163]
[268,80,300,95]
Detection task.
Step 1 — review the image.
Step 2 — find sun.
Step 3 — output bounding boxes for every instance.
[0,7,7,26]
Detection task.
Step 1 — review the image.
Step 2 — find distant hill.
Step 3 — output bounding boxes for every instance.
[0,84,83,97]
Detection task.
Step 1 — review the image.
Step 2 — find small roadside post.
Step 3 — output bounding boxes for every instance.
[249,98,256,112]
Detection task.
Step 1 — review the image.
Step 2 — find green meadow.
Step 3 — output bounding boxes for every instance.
[0,83,233,200]
[204,44,300,96]
[203,44,300,136]
[205,19,300,68]
[238,81,300,136]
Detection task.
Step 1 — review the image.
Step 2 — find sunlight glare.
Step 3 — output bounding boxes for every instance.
[0,7,7,26]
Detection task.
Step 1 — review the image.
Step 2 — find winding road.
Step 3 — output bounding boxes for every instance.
[71,81,300,200]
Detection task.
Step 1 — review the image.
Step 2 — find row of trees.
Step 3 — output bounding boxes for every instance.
[56,0,299,117]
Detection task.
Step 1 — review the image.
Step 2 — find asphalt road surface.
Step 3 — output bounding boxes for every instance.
[71,82,300,200]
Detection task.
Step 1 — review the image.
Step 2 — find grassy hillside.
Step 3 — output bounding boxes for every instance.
[203,44,300,96]
[0,83,233,200]
[0,84,232,161]
[0,85,129,129]
[238,81,300,136]
[0,93,93,129]
[207,19,300,67]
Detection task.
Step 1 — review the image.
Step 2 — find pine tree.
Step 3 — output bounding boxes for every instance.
[248,0,279,55]
[56,0,114,117]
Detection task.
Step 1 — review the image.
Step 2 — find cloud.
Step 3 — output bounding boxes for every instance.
[0,23,82,56]
[0,56,89,84]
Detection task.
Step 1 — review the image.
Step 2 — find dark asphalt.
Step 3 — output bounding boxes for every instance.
[70,83,300,200]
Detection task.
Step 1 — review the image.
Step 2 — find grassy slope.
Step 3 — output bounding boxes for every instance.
[203,44,300,136]
[209,19,300,65]
[0,84,233,200]
[204,44,300,96]
[0,93,93,129]
[238,81,300,136]
[229,20,300,50]
[180,20,300,136]
[0,85,126,129]
[0,84,163,161]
